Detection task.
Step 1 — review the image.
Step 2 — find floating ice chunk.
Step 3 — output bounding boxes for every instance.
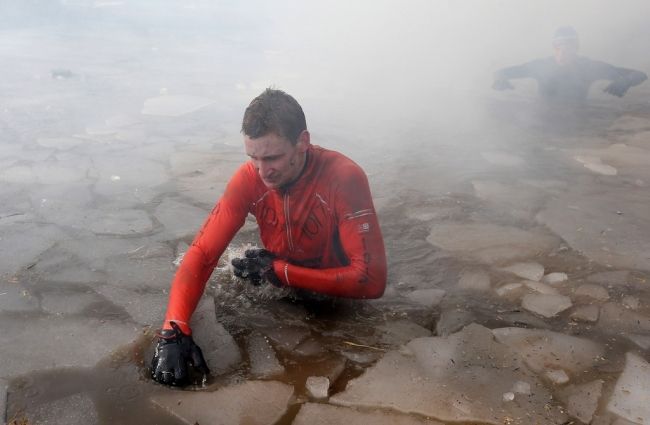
[570,305,600,323]
[86,209,153,235]
[559,380,603,424]
[545,369,570,385]
[248,332,284,378]
[0,223,67,279]
[598,303,650,334]
[512,381,531,395]
[622,296,640,310]
[142,95,215,117]
[154,198,207,239]
[293,403,443,425]
[96,285,168,326]
[522,294,572,317]
[191,297,241,376]
[40,289,102,315]
[26,392,98,425]
[500,262,545,281]
[405,288,446,307]
[426,222,559,264]
[587,270,630,286]
[330,324,568,424]
[492,327,603,374]
[151,380,294,425]
[542,272,568,284]
[457,270,491,291]
[378,320,431,345]
[495,283,523,298]
[575,284,610,301]
[262,325,310,352]
[0,316,139,378]
[607,353,650,424]
[295,338,325,357]
[435,309,475,336]
[626,334,650,350]
[523,280,559,295]
[306,376,330,399]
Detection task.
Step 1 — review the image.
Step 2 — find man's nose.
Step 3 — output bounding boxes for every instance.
[258,161,271,176]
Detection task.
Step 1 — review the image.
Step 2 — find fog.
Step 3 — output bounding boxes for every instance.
[2,0,650,139]
[2,1,650,424]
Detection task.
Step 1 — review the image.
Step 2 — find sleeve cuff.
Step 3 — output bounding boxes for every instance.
[273,259,291,287]
[162,319,192,335]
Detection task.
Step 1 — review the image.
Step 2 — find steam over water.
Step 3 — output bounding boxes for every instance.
[2,1,650,424]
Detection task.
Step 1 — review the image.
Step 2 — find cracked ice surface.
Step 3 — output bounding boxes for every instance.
[25,392,99,425]
[492,327,604,374]
[331,324,568,424]
[293,403,444,425]
[154,198,208,239]
[426,222,560,264]
[0,316,139,379]
[607,353,650,424]
[150,380,293,425]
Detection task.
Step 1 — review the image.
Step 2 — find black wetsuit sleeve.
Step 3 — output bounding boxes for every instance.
[494,62,534,81]
[589,60,648,87]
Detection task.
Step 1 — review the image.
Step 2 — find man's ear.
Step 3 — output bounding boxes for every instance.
[296,130,310,153]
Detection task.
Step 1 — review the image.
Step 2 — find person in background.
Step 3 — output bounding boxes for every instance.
[150,88,387,386]
[493,26,647,103]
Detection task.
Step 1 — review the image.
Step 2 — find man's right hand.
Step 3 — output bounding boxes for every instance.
[151,322,210,386]
[492,78,514,91]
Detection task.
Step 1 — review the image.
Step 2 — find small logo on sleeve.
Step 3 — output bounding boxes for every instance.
[358,222,370,233]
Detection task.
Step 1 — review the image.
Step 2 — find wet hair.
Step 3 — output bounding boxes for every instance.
[241,88,307,145]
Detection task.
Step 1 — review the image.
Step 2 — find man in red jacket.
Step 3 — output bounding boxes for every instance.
[151,88,387,386]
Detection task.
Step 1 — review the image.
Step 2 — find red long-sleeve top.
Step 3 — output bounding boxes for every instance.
[163,145,387,334]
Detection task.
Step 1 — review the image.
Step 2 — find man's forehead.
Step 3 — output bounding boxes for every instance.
[244,133,292,155]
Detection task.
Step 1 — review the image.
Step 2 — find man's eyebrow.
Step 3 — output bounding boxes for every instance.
[247,153,282,159]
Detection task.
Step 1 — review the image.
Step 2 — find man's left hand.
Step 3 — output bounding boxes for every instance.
[231,249,282,287]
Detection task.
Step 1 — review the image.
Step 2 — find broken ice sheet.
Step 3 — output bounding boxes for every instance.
[331,324,568,424]
[607,352,650,424]
[492,327,603,374]
[150,380,293,425]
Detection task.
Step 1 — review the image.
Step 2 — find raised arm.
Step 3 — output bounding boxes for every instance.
[162,166,252,334]
[493,62,536,90]
[594,60,649,97]
[271,165,387,298]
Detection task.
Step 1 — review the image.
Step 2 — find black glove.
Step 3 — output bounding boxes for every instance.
[492,78,514,91]
[604,79,630,97]
[231,248,282,287]
[151,322,210,386]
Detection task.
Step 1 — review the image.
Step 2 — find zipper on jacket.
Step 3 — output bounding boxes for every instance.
[283,192,294,251]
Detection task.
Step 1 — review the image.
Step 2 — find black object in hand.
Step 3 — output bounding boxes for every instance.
[231,248,282,287]
[604,79,630,97]
[151,322,210,387]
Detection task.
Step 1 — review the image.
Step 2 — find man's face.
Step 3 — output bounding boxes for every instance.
[553,39,579,66]
[244,131,308,189]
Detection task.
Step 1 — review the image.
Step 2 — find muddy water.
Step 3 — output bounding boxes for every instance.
[2,5,650,425]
